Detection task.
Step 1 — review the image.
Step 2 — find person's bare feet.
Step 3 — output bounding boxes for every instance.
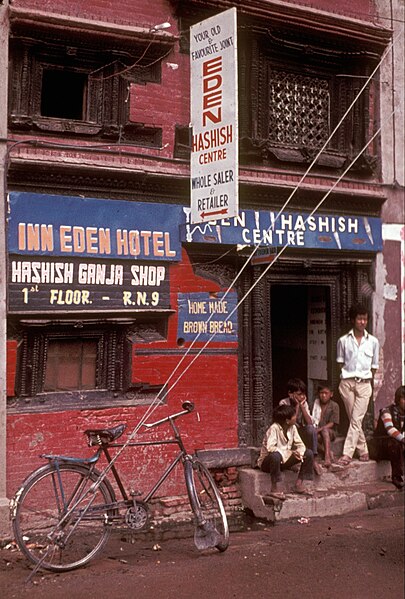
[313,461,323,476]
[294,479,313,496]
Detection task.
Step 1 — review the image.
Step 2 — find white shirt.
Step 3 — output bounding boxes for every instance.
[336,329,379,379]
[257,422,306,467]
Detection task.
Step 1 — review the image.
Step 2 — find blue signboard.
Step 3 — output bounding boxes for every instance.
[177,292,238,342]
[8,192,183,261]
[180,208,382,252]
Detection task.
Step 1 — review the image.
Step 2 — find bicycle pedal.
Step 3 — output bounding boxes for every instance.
[130,489,142,497]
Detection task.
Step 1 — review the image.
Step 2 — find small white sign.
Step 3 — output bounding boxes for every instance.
[190,8,238,224]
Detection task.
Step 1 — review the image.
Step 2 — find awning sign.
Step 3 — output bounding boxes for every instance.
[8,192,182,261]
[190,8,238,224]
[180,208,383,252]
[251,246,278,266]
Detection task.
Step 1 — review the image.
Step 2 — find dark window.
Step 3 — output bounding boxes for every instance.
[174,125,191,159]
[41,69,88,120]
[44,338,97,391]
[9,26,172,146]
[16,325,131,398]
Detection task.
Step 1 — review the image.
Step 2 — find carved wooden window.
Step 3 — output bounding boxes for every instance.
[268,70,330,150]
[8,33,164,146]
[239,29,378,173]
[16,325,131,398]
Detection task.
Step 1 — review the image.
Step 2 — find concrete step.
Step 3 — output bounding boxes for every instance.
[239,460,391,494]
[271,482,403,521]
[239,460,403,522]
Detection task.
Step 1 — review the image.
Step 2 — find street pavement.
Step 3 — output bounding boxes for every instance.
[1,505,404,599]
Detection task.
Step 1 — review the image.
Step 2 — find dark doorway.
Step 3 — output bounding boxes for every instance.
[271,285,308,405]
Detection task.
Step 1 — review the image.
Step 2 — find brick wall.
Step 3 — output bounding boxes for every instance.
[11,0,176,27]
[6,247,238,498]
[6,341,17,397]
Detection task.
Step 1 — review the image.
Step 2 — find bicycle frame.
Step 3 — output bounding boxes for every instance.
[41,411,194,511]
[103,415,193,504]
[12,401,229,577]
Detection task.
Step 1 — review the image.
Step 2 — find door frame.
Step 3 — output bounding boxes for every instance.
[238,256,374,447]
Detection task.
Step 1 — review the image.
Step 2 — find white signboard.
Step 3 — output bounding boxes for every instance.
[190,8,238,224]
[307,288,328,380]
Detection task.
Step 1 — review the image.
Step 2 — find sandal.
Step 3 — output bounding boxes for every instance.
[329,463,346,472]
[337,455,352,466]
[358,453,369,462]
[294,488,313,496]
[265,492,286,501]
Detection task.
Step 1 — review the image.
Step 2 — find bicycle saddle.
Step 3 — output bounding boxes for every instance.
[84,423,126,446]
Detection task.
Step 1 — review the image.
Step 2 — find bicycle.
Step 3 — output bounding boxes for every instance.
[10,401,229,573]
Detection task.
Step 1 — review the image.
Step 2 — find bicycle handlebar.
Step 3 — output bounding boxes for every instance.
[142,401,194,430]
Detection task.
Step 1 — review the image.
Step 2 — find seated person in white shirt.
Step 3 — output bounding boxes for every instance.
[257,404,314,500]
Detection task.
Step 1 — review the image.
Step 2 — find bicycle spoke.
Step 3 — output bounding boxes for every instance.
[186,460,229,552]
[13,464,114,572]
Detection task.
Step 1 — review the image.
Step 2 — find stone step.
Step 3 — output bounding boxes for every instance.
[264,481,404,521]
[238,460,402,522]
[239,460,391,495]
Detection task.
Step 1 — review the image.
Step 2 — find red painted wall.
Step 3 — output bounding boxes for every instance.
[6,249,238,497]
[6,341,17,397]
[11,0,176,25]
[6,0,234,500]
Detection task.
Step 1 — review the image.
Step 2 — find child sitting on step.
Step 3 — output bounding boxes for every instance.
[257,404,314,500]
[311,383,340,468]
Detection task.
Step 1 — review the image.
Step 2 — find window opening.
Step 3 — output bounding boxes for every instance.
[40,69,88,120]
[268,70,330,149]
[44,338,97,391]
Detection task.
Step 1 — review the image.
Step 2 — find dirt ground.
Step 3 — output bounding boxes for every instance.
[1,505,404,599]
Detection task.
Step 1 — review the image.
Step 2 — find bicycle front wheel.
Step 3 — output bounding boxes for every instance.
[185,459,229,552]
[12,463,115,572]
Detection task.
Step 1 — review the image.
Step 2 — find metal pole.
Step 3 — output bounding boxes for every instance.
[0,0,10,537]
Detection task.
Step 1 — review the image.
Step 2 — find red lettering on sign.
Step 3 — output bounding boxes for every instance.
[202,57,222,127]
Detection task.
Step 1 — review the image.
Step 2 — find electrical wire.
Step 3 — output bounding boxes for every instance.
[89,62,399,474]
[156,111,395,406]
[135,31,399,407]
[4,25,400,472]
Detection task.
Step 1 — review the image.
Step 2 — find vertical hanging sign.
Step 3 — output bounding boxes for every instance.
[190,7,238,224]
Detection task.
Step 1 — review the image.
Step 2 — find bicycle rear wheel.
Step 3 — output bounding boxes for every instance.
[185,459,229,552]
[12,463,115,572]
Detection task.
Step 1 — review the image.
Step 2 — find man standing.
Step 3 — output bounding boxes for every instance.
[337,303,379,466]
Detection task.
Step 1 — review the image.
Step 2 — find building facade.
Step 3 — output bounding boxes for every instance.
[1,0,403,534]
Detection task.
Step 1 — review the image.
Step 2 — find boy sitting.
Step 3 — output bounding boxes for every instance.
[279,378,322,475]
[257,404,314,500]
[311,383,340,468]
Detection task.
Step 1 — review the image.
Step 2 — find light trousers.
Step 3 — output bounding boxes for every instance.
[339,378,372,458]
